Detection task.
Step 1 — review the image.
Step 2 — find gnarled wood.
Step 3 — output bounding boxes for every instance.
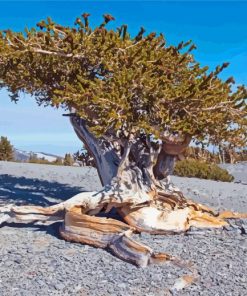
[0,183,246,272]
[117,203,228,234]
[162,134,192,155]
[70,116,120,186]
[0,116,246,277]
[59,208,174,267]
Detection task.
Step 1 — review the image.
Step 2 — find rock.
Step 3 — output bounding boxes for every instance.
[13,257,22,264]
[4,261,13,267]
[54,283,65,291]
[118,283,126,289]
[240,225,247,235]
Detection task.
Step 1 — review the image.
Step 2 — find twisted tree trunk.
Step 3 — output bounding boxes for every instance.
[1,116,247,269]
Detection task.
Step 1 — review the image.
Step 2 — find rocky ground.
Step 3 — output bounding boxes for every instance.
[0,161,246,296]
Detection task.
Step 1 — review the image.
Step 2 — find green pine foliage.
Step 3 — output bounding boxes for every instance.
[0,14,246,147]
[28,154,39,163]
[53,157,63,165]
[174,159,234,182]
[28,154,64,165]
[0,136,14,161]
[63,153,74,166]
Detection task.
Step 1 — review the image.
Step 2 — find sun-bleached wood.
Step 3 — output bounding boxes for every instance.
[1,116,247,275]
[1,185,246,278]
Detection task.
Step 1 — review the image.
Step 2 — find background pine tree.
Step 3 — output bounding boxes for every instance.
[63,153,74,166]
[0,136,14,161]
[53,157,63,166]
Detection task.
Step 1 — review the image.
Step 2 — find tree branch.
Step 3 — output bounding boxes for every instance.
[70,116,120,186]
[8,42,86,60]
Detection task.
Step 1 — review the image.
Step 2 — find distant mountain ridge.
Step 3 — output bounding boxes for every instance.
[14,149,62,162]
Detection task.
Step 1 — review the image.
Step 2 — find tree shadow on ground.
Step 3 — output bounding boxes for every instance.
[0,174,84,207]
[4,221,62,238]
[0,174,131,263]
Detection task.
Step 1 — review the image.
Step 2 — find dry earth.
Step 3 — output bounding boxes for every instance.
[0,161,246,296]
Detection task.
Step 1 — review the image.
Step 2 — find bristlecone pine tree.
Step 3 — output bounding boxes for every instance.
[0,136,14,161]
[0,14,247,271]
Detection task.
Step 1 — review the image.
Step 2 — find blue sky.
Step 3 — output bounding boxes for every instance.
[0,1,246,155]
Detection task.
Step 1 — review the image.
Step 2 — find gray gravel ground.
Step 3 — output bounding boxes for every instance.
[0,161,246,296]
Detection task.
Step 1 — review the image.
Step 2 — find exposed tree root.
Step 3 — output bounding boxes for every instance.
[1,185,246,290]
[0,188,246,250]
[59,208,175,267]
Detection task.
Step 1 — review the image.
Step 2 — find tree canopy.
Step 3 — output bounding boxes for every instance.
[0,14,246,147]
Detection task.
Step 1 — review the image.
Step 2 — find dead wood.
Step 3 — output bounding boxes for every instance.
[0,185,245,255]
[0,119,246,292]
